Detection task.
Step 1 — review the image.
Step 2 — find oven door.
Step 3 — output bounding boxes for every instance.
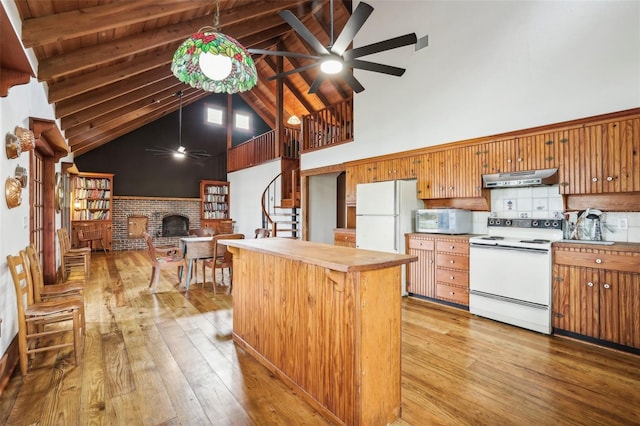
[469,244,551,306]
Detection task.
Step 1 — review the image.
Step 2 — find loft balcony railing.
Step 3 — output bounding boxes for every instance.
[227,98,353,172]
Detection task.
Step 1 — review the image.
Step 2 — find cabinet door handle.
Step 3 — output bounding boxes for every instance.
[450,260,455,264]
[450,291,455,295]
[592,177,598,182]
[595,258,602,264]
[606,176,613,182]
[587,282,594,287]
[603,283,611,289]
[450,276,454,280]
[450,245,455,250]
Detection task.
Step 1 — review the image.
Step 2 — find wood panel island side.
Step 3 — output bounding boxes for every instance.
[223,238,417,426]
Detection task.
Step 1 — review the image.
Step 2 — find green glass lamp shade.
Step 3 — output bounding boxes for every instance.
[171,31,257,93]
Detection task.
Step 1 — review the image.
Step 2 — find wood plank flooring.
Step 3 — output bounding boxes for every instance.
[1,250,639,425]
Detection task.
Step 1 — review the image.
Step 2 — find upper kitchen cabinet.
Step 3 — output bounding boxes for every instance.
[478,133,561,175]
[426,146,482,199]
[559,116,640,194]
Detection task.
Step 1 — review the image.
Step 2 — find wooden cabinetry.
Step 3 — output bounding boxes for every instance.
[333,228,356,247]
[71,172,113,250]
[406,234,471,306]
[559,117,640,194]
[552,243,640,349]
[200,180,231,232]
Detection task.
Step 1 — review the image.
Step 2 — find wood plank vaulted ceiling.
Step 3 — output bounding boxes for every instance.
[13,0,353,156]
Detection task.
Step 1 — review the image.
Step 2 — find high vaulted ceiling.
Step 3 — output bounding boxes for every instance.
[11,0,354,156]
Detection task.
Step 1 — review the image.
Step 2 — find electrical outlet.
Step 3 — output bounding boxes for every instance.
[618,218,628,230]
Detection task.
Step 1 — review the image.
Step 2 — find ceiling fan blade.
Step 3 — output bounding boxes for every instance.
[343,33,417,60]
[331,2,374,56]
[308,74,326,94]
[341,73,365,93]
[248,48,320,61]
[279,10,330,55]
[267,62,321,81]
[347,59,406,76]
[145,148,171,154]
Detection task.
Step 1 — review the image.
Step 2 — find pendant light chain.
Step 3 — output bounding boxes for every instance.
[214,0,220,31]
[178,91,183,147]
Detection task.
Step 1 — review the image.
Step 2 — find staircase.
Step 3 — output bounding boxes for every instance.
[261,166,300,238]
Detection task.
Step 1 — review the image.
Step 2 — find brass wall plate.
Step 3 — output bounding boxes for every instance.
[5,177,22,209]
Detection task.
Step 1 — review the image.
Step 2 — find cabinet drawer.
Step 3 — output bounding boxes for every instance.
[554,249,640,273]
[409,238,435,250]
[436,240,469,255]
[436,253,469,270]
[334,231,356,244]
[436,283,469,305]
[436,268,469,286]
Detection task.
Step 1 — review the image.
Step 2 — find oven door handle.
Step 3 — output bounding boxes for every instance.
[470,243,549,254]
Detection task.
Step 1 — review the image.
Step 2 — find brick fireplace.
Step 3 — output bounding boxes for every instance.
[112,196,200,251]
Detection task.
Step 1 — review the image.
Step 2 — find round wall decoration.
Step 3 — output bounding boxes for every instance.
[55,172,64,213]
[5,177,22,209]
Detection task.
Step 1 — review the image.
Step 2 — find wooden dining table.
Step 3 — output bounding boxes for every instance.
[179,236,213,291]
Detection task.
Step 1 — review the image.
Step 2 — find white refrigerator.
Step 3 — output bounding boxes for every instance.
[356,180,422,295]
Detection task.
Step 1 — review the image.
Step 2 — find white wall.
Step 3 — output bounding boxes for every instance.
[227,160,282,238]
[307,173,340,244]
[0,0,72,360]
[302,0,640,170]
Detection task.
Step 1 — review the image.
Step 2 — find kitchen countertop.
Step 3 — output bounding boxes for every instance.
[553,240,640,252]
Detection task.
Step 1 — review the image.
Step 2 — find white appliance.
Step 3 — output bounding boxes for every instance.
[356,180,423,296]
[469,218,564,334]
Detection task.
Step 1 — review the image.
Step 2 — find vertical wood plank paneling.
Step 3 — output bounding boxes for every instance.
[231,244,402,425]
[599,269,620,344]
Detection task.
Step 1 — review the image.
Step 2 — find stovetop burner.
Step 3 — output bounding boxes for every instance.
[481,236,505,240]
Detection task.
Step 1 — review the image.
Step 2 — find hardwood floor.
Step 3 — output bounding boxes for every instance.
[1,250,639,425]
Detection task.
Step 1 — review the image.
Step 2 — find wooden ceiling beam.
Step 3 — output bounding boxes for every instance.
[64,86,197,139]
[70,90,205,152]
[36,1,305,81]
[60,79,185,130]
[263,56,318,113]
[55,67,173,118]
[21,0,211,47]
[47,48,176,103]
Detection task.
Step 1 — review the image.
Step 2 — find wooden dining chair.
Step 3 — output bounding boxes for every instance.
[188,228,215,283]
[202,233,245,294]
[57,228,91,281]
[143,231,187,293]
[25,245,85,334]
[254,228,271,238]
[76,223,108,254]
[7,253,83,376]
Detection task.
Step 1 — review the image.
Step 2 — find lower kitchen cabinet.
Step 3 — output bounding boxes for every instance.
[553,243,640,350]
[333,228,356,247]
[406,234,471,306]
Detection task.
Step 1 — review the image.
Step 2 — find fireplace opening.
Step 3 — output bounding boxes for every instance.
[162,214,189,237]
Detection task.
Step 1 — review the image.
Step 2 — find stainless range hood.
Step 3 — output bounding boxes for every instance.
[482,168,558,188]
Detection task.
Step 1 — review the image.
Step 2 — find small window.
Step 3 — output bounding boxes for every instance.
[235,112,251,131]
[207,107,223,125]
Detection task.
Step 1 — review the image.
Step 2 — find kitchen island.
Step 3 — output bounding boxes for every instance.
[223,238,417,426]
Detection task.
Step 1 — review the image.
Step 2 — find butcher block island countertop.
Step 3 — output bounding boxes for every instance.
[223,238,417,426]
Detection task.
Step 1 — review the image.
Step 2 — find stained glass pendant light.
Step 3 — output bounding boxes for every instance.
[171,1,257,93]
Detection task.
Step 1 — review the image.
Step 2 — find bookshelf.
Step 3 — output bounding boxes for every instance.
[200,180,232,233]
[71,172,113,250]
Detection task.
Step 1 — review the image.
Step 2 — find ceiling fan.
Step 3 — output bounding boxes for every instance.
[145,91,211,160]
[249,0,417,94]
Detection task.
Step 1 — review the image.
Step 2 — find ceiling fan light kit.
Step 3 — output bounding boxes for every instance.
[249,1,418,94]
[145,91,211,160]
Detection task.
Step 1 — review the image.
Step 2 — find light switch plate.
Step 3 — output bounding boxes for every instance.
[618,218,628,230]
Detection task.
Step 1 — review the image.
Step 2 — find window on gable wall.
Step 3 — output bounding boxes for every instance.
[207,107,223,125]
[235,112,251,131]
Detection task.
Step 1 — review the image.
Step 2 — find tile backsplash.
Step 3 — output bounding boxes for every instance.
[491,185,564,219]
[468,184,640,243]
